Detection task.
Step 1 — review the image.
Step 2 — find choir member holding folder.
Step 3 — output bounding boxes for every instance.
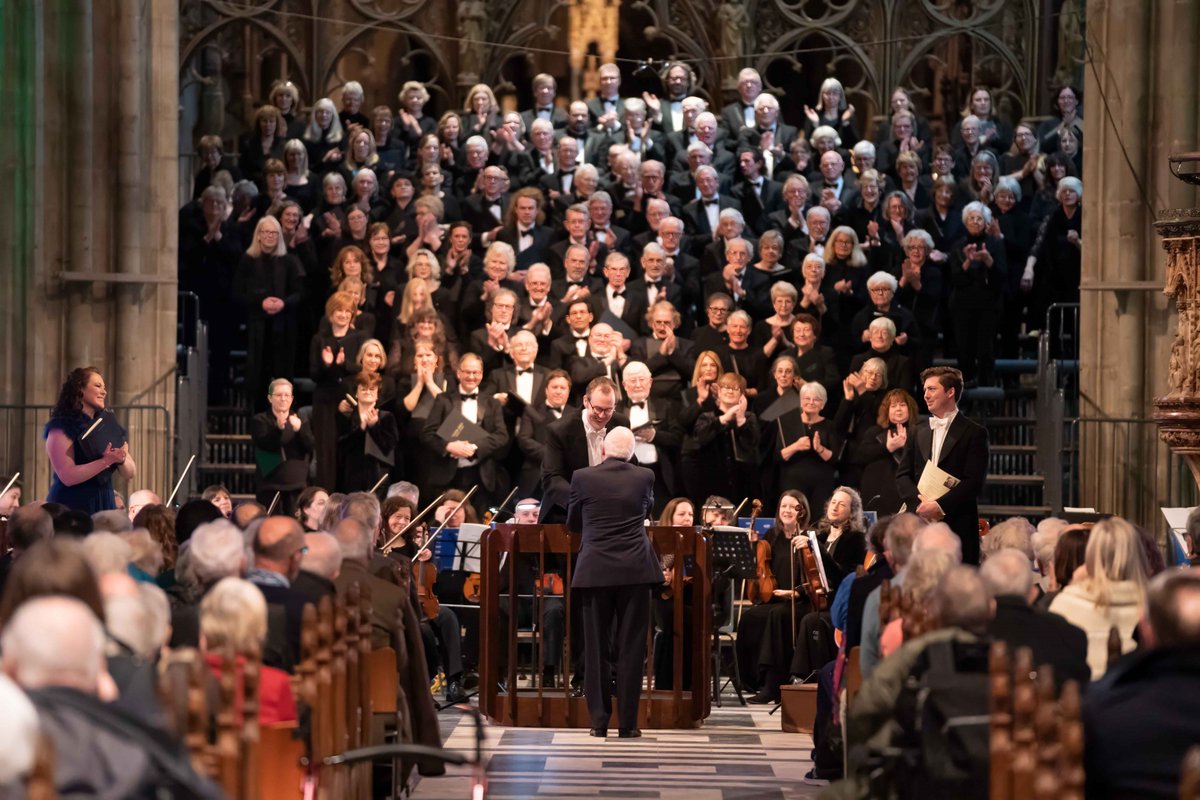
[895,366,989,564]
[44,367,136,513]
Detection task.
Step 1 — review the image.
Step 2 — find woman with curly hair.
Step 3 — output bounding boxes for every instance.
[44,367,136,513]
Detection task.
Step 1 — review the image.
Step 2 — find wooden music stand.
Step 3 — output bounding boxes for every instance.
[479,523,712,729]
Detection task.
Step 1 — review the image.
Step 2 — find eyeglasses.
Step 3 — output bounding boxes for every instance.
[707,306,731,314]
[588,404,615,415]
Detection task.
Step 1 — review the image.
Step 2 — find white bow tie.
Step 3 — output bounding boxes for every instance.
[929,416,951,431]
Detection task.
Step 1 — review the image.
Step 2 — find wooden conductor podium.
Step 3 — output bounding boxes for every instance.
[479,524,711,729]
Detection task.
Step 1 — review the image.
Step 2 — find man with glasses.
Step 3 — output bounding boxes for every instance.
[630,300,696,399]
[618,362,683,513]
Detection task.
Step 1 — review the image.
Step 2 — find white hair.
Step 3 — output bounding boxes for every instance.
[81,531,133,576]
[980,549,1035,598]
[1,596,107,693]
[188,519,246,586]
[867,271,898,291]
[852,140,876,158]
[603,426,637,461]
[961,200,993,225]
[0,674,37,782]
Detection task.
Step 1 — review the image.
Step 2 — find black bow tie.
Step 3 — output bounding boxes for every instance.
[611,290,625,298]
[460,393,478,400]
[574,331,589,339]
[549,405,563,414]
[632,401,646,409]
[646,280,660,287]
[568,280,585,287]
[519,228,533,236]
[704,199,719,206]
[517,368,534,375]
[538,107,553,113]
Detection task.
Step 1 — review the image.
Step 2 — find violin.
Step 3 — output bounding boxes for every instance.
[659,554,693,602]
[463,486,523,604]
[412,549,440,621]
[795,530,829,612]
[744,500,779,604]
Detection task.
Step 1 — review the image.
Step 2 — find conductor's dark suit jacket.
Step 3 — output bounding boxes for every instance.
[566,458,661,588]
[538,408,630,522]
[895,411,989,564]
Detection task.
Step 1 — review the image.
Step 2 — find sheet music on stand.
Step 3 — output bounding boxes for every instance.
[806,530,830,592]
[711,525,756,580]
[451,522,487,572]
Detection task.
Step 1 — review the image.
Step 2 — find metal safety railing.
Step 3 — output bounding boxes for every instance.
[0,404,173,502]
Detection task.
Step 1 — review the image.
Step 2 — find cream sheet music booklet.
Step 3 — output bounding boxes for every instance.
[917,460,961,500]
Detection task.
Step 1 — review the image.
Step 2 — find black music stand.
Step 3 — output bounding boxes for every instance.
[708,527,755,705]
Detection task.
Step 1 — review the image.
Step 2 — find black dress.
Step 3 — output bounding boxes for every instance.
[234,253,304,413]
[680,396,761,505]
[735,526,811,692]
[949,231,1008,385]
[44,411,127,513]
[309,329,366,490]
[773,415,838,516]
[336,408,400,495]
[847,423,912,515]
[820,260,868,372]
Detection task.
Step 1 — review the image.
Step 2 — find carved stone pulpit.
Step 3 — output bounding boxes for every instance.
[1153,154,1200,490]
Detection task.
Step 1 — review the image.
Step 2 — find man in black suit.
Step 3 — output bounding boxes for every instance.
[628,243,684,334]
[671,112,734,178]
[547,204,609,279]
[594,251,646,335]
[567,322,628,400]
[895,367,989,564]
[681,165,742,240]
[538,136,581,210]
[516,264,559,350]
[661,96,707,169]
[247,515,315,671]
[467,288,521,373]
[736,93,800,181]
[732,148,785,236]
[495,187,555,271]
[419,353,512,513]
[484,330,548,433]
[519,73,568,139]
[547,297,596,370]
[462,165,510,253]
[515,369,574,496]
[980,549,1089,687]
[586,63,626,133]
[587,191,632,257]
[567,425,662,737]
[808,150,858,217]
[619,362,683,512]
[629,300,697,399]
[1083,569,1200,799]
[649,61,697,135]
[539,376,629,523]
[719,67,763,136]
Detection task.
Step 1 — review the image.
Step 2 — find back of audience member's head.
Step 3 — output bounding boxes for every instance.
[1032,517,1068,575]
[905,548,958,606]
[885,512,923,570]
[0,538,104,628]
[175,499,224,544]
[91,509,133,534]
[319,492,348,532]
[53,509,93,538]
[981,517,1034,562]
[200,577,268,657]
[1,595,108,694]
[930,566,993,635]
[7,505,53,553]
[979,549,1035,601]
[132,504,178,569]
[119,528,165,578]
[251,516,306,580]
[340,492,383,540]
[1143,568,1200,649]
[333,517,373,564]
[1187,508,1200,563]
[1135,523,1166,578]
[913,522,963,564]
[301,533,342,581]
[1052,526,1090,590]
[1084,516,1148,607]
[865,515,890,556]
[0,673,38,784]
[187,519,246,587]
[233,501,267,529]
[103,574,161,660]
[80,531,134,577]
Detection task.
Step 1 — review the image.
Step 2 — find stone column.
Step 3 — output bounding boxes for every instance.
[1078,0,1200,521]
[0,2,179,499]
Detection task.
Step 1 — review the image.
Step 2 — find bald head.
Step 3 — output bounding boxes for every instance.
[2,596,108,694]
[127,489,162,521]
[253,516,306,580]
[603,426,636,461]
[301,532,342,581]
[334,517,373,564]
[979,549,1035,600]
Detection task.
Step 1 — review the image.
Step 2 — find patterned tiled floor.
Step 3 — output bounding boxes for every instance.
[410,696,824,799]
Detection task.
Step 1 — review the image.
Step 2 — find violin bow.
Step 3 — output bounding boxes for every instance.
[166,454,196,507]
[369,472,390,495]
[414,484,478,560]
[380,491,447,553]
[266,491,282,516]
[0,472,19,501]
[487,485,520,524]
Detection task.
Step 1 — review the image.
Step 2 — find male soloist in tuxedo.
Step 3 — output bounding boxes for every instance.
[567,426,661,737]
[420,353,512,513]
[895,366,989,564]
[539,376,630,523]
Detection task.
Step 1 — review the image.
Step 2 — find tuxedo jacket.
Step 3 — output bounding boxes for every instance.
[539,408,631,522]
[483,363,549,428]
[586,97,626,130]
[628,335,697,398]
[736,123,801,156]
[463,193,511,250]
[808,174,859,205]
[618,395,684,494]
[681,195,743,239]
[593,284,648,336]
[732,178,786,236]
[520,106,569,137]
[515,402,572,494]
[895,411,989,564]
[719,101,757,136]
[496,223,556,271]
[566,352,625,398]
[547,330,594,370]
[419,392,512,492]
[567,459,661,588]
[624,278,683,333]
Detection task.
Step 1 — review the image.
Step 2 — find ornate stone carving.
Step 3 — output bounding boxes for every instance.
[1154,205,1200,491]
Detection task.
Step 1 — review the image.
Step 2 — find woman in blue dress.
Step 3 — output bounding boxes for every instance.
[44,367,136,513]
